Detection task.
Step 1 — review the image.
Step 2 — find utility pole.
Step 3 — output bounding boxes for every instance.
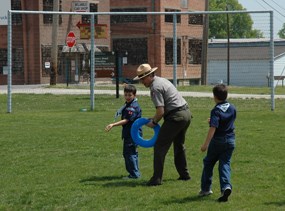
[201,0,209,85]
[50,0,59,85]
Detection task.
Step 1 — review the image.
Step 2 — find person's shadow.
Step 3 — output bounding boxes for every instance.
[264,200,285,207]
[80,175,145,187]
[80,175,122,183]
[166,195,211,204]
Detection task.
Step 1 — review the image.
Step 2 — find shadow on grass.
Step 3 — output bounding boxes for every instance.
[79,176,184,188]
[264,200,285,207]
[166,195,211,204]
[79,175,146,187]
[80,175,123,183]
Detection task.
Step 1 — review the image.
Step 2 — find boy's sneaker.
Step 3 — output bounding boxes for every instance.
[218,187,232,202]
[198,190,213,197]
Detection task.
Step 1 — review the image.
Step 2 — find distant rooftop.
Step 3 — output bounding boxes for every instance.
[208,38,285,44]
[208,38,285,49]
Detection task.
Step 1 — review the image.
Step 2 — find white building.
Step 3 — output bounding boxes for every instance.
[207,39,285,87]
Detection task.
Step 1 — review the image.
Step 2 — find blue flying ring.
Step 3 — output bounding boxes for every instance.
[131,118,160,148]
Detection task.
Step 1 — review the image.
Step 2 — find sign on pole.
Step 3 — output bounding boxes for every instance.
[76,22,108,39]
[0,0,11,25]
[72,1,89,12]
[66,31,76,48]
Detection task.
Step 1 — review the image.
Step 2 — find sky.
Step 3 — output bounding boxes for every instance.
[238,0,285,38]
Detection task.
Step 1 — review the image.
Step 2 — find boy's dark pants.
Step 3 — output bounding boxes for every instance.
[201,136,235,192]
[150,108,191,183]
[123,138,140,178]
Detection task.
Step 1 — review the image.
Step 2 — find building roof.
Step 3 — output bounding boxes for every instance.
[208,38,285,60]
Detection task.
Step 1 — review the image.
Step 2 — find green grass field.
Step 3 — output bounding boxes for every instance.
[0,94,284,210]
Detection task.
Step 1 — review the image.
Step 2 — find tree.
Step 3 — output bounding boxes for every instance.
[209,0,263,38]
[278,23,285,38]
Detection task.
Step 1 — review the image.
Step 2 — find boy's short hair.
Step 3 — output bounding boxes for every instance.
[124,84,137,95]
[213,84,228,101]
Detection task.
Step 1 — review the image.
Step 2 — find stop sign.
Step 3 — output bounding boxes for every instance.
[66,31,76,48]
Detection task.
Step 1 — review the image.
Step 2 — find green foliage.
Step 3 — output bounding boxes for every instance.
[0,94,284,210]
[278,23,285,38]
[209,0,264,38]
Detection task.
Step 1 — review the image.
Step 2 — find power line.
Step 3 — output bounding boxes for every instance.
[270,0,285,12]
[261,0,285,19]
[255,1,268,10]
[257,0,284,23]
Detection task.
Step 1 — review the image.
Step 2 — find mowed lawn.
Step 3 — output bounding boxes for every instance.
[0,94,284,210]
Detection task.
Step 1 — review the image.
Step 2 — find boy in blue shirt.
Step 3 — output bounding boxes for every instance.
[199,84,236,202]
[105,84,142,179]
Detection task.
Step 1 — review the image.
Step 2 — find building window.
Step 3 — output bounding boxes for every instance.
[0,48,23,74]
[165,9,181,23]
[165,38,181,65]
[12,0,22,25]
[188,39,202,64]
[0,49,7,74]
[111,8,147,24]
[189,14,203,25]
[43,0,62,25]
[112,38,148,65]
[82,3,98,24]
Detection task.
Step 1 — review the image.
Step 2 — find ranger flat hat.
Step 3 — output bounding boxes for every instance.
[133,63,158,80]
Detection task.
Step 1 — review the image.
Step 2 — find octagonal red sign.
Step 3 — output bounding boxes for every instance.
[66,31,76,48]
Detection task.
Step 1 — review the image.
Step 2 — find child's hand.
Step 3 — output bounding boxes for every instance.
[105,124,114,132]
[200,144,208,152]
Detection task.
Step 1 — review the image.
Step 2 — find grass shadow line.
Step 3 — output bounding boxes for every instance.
[80,175,147,187]
[102,181,144,188]
[170,195,211,204]
[80,175,123,183]
[264,201,285,207]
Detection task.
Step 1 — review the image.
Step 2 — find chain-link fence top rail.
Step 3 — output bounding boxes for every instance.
[6,10,275,112]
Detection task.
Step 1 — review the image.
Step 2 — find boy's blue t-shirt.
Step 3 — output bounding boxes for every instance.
[209,101,236,139]
[121,99,142,139]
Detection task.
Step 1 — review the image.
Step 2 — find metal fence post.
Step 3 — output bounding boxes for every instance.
[269,11,275,111]
[7,10,12,113]
[173,14,177,87]
[90,14,95,111]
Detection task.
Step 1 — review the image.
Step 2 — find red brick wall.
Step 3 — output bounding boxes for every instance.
[0,0,111,85]
[110,0,205,81]
[1,0,204,84]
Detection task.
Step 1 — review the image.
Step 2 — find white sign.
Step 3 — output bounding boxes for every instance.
[3,66,9,75]
[123,57,128,65]
[0,0,11,25]
[72,1,89,12]
[45,62,50,69]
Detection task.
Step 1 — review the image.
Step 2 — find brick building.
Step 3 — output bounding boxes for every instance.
[0,0,206,85]
[0,0,111,85]
[110,0,206,84]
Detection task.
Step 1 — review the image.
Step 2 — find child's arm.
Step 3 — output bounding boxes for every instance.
[201,127,216,152]
[105,119,129,132]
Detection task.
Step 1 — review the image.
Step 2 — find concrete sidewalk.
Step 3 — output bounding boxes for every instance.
[0,84,284,99]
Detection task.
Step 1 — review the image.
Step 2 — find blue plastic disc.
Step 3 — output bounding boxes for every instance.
[131,118,160,148]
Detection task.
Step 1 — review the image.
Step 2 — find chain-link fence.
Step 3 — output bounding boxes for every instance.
[5,9,278,112]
